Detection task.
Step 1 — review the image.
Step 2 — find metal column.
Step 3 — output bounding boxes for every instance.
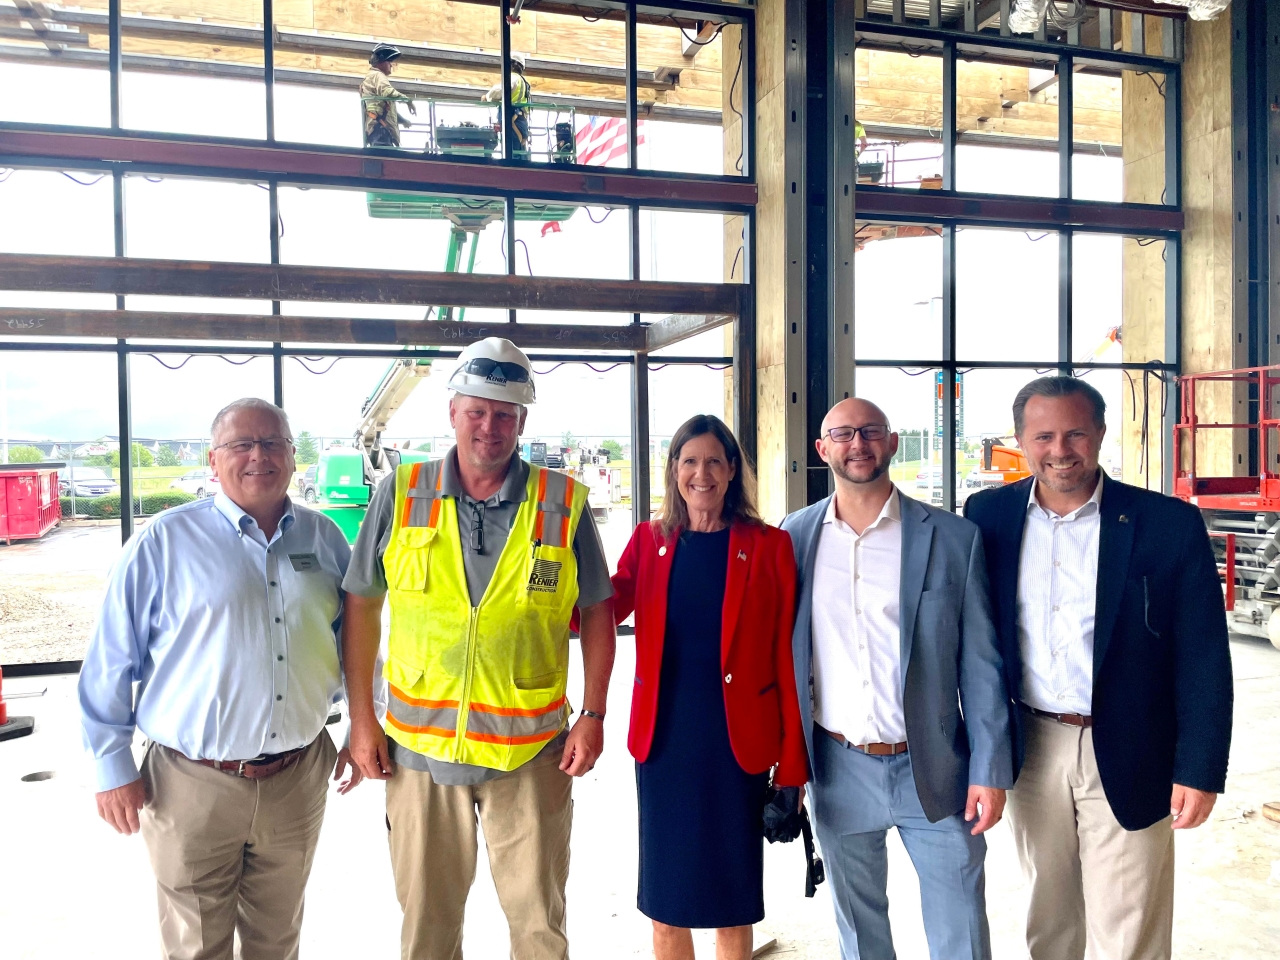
[830,0,856,411]
[784,0,808,511]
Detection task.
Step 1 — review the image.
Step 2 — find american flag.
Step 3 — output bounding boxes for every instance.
[575,115,644,167]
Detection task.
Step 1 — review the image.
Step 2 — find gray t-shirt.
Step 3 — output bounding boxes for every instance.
[342,449,613,785]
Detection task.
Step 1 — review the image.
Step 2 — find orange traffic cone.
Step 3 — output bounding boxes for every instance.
[0,665,36,741]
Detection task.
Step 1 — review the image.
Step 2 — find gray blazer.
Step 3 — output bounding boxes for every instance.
[780,490,1013,823]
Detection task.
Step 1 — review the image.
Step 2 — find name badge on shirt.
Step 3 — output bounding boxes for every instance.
[289,552,321,572]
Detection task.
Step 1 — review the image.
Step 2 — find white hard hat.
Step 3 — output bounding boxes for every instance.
[448,337,536,405]
[512,52,527,71]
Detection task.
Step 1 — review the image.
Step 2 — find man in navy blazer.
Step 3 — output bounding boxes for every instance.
[964,376,1232,960]
[781,398,1012,960]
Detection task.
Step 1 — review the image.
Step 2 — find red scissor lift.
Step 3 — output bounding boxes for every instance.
[1174,365,1280,645]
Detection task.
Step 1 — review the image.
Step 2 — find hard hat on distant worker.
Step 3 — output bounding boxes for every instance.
[512,52,528,72]
[369,43,402,65]
[448,338,536,405]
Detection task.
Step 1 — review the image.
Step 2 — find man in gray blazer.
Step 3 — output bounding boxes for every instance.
[781,398,1013,960]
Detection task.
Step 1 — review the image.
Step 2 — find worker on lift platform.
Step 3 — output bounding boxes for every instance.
[484,52,533,157]
[362,43,416,147]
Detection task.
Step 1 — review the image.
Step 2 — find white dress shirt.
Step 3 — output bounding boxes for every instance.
[79,493,354,792]
[1016,474,1103,715]
[811,488,906,745]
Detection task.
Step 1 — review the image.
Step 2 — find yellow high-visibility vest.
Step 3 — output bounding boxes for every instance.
[383,458,587,771]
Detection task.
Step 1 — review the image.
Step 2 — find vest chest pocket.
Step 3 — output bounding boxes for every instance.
[391,526,437,592]
[524,544,574,605]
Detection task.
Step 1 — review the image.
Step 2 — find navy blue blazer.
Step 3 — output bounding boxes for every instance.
[964,476,1233,831]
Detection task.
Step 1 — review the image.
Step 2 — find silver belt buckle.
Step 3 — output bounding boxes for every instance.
[237,755,267,777]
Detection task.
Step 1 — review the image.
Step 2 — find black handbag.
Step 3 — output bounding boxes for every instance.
[762,784,826,897]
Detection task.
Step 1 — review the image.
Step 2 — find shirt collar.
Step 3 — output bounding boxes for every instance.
[823,486,901,531]
[439,447,529,506]
[213,491,295,538]
[1027,471,1104,521]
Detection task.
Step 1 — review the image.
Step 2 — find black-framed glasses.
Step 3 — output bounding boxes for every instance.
[824,424,889,443]
[460,358,530,384]
[213,436,294,455]
[470,501,486,555]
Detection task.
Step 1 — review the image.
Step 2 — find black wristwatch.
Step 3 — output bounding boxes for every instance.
[580,708,605,721]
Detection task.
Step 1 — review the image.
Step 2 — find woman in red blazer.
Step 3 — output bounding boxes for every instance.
[611,414,808,960]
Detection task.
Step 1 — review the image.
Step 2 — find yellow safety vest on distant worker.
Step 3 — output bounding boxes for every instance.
[383,459,587,772]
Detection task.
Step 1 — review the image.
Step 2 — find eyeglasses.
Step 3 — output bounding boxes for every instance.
[213,437,293,455]
[459,358,530,384]
[470,501,486,555]
[824,424,889,443]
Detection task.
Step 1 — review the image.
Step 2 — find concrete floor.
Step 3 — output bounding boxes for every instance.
[2,634,1277,959]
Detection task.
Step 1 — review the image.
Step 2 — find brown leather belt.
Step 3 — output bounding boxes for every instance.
[1022,704,1093,728]
[187,746,307,779]
[819,725,908,756]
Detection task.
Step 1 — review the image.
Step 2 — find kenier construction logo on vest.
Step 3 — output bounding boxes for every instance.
[528,558,562,593]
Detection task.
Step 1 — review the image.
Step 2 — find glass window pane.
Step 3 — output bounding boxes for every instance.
[851,366,940,506]
[127,352,275,515]
[638,15,744,176]
[124,176,270,262]
[514,201,629,280]
[1072,234,1165,364]
[957,59,1059,198]
[956,228,1058,362]
[854,221,943,362]
[855,49,944,190]
[0,0,111,127]
[0,350,121,664]
[274,1,499,152]
[1073,67,1166,204]
[121,2,266,139]
[0,169,115,257]
[279,184,505,277]
[954,367,1040,509]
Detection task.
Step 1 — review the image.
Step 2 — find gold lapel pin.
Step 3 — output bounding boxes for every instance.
[737,551,748,561]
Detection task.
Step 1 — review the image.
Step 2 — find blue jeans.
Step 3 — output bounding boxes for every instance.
[811,729,992,960]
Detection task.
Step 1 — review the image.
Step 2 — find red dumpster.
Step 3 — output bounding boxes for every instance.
[0,462,62,545]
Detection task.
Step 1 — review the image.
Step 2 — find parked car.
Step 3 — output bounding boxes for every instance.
[295,464,318,503]
[169,468,220,499]
[59,467,120,498]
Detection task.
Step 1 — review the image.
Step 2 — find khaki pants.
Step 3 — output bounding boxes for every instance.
[1007,712,1175,960]
[385,744,573,960]
[138,734,336,960]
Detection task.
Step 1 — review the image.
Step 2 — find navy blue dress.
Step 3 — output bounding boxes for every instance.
[636,527,769,928]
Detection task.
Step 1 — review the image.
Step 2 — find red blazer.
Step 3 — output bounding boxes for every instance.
[611,519,809,787]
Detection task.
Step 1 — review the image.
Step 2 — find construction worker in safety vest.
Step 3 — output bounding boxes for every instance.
[484,52,534,157]
[342,337,617,960]
[361,42,416,147]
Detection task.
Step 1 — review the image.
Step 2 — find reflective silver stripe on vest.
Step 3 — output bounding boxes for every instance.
[403,460,444,528]
[537,469,573,548]
[387,689,459,735]
[466,701,566,743]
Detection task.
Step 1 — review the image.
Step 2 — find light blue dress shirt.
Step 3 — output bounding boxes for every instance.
[79,493,353,792]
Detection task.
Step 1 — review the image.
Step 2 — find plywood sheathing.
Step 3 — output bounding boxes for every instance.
[1179,13,1244,479]
[96,1,725,111]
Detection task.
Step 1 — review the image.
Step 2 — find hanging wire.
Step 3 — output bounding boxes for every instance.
[1024,232,1053,242]
[534,360,630,375]
[666,15,725,47]
[0,168,14,182]
[1044,0,1088,31]
[516,238,534,276]
[291,355,347,375]
[144,353,260,370]
[649,362,731,371]
[729,245,744,280]
[585,206,614,224]
[728,36,744,174]
[60,171,108,186]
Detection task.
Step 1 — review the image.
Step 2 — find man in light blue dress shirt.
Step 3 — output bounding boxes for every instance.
[79,398,364,960]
